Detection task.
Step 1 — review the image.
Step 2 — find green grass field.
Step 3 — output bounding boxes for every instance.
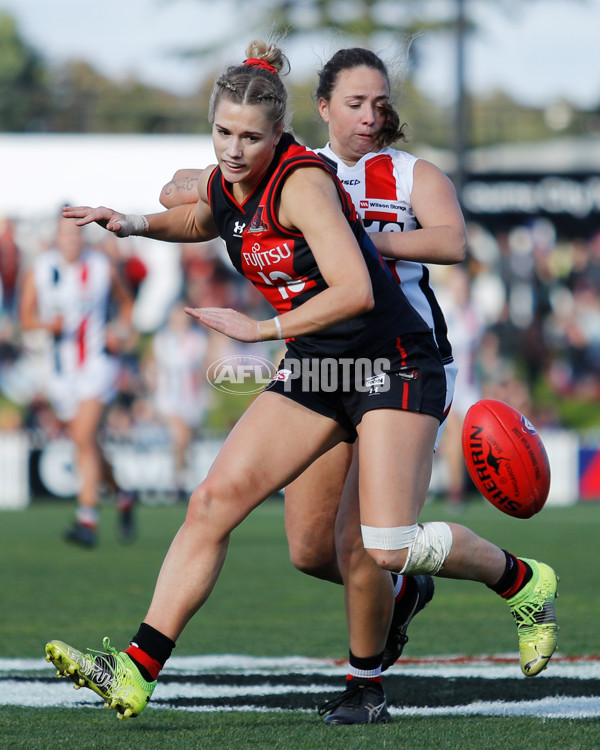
[1,497,600,748]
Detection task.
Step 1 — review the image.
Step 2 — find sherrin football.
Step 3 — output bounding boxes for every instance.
[461,399,551,519]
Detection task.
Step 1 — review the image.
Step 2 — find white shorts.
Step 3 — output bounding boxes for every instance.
[154,394,206,428]
[435,359,458,451]
[46,355,120,422]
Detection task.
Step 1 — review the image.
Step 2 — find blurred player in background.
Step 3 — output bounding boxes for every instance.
[19,210,136,547]
[436,264,485,507]
[146,301,211,501]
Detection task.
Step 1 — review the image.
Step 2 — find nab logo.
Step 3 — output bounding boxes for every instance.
[233,221,246,236]
[207,355,277,395]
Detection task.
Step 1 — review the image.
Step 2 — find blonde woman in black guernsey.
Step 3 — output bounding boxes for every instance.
[45,40,558,723]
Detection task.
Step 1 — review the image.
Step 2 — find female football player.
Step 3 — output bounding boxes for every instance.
[20,212,136,546]
[45,40,558,723]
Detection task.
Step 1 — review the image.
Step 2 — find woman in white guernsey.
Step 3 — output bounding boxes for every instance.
[20,213,135,546]
[150,302,211,498]
[294,52,554,724]
[290,48,462,720]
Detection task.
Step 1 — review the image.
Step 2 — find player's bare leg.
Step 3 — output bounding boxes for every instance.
[356,408,558,678]
[320,440,434,725]
[47,391,348,717]
[285,442,353,583]
[63,398,105,546]
[335,445,393,659]
[69,398,105,511]
[165,413,193,497]
[144,392,347,641]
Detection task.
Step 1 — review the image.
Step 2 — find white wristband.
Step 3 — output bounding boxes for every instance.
[116,214,149,238]
[273,316,283,339]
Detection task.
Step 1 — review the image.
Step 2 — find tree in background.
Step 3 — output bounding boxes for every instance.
[0,3,595,143]
[0,12,48,131]
[173,0,449,143]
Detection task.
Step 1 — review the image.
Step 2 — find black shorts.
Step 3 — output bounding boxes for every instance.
[264,332,447,442]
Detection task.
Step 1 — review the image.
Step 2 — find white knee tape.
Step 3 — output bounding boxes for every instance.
[361,523,418,550]
[400,521,453,576]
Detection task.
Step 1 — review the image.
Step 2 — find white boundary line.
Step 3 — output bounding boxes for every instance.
[5,653,600,678]
[4,654,600,718]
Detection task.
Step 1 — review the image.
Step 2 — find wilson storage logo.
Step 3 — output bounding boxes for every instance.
[207,355,277,395]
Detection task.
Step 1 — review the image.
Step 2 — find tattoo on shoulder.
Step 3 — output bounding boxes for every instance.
[165,176,199,195]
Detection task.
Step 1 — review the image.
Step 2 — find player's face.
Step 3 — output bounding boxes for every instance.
[55,216,85,263]
[318,66,390,166]
[212,100,282,197]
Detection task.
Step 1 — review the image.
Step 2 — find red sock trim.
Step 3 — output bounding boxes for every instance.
[346,673,382,683]
[125,645,163,680]
[500,559,528,599]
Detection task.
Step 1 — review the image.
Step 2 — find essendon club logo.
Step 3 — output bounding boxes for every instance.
[248,206,269,233]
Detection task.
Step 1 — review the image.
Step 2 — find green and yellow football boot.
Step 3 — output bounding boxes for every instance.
[507,559,559,677]
[45,637,156,718]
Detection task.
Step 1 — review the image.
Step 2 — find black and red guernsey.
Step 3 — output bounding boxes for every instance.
[207,133,433,359]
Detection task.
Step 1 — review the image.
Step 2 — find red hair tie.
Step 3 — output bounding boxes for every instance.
[243,58,278,75]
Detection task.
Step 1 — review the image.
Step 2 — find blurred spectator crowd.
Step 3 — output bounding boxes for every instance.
[443,218,600,426]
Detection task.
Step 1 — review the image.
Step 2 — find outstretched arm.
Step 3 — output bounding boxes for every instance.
[63,168,218,243]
